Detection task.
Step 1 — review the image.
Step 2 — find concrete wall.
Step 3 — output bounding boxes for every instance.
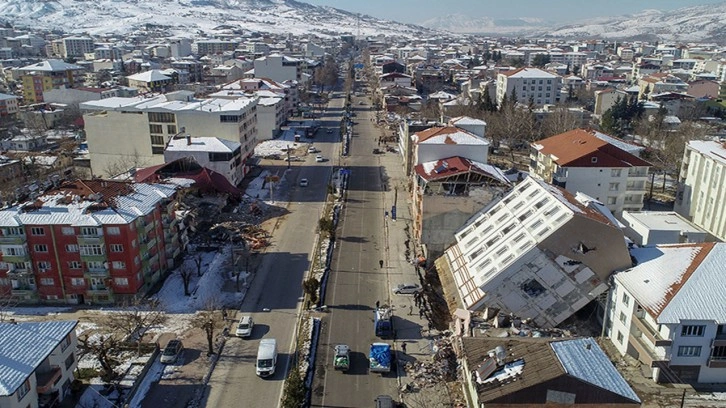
[417,143,489,166]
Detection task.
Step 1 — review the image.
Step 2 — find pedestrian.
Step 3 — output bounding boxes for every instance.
[419,308,424,319]
[375,300,380,309]
[379,259,384,268]
[222,309,228,320]
[401,342,407,354]
[408,305,413,316]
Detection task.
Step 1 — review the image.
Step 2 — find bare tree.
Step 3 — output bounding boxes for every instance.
[105,298,167,356]
[193,251,204,277]
[193,298,223,356]
[539,105,582,139]
[101,149,150,178]
[179,264,193,296]
[0,290,18,322]
[77,334,121,381]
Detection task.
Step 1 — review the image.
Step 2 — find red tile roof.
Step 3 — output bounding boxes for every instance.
[533,129,652,168]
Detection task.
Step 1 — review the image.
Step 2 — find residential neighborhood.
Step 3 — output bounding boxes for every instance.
[0,1,726,408]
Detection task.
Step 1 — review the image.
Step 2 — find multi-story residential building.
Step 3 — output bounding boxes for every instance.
[170,39,193,58]
[674,140,726,241]
[216,77,296,117]
[93,46,123,61]
[43,87,118,105]
[18,60,85,103]
[253,54,303,84]
[621,211,709,246]
[0,320,79,408]
[0,93,19,116]
[164,136,244,187]
[126,70,174,93]
[608,242,726,383]
[195,40,238,56]
[80,91,257,178]
[638,73,688,99]
[170,60,204,83]
[61,37,94,58]
[529,128,652,216]
[255,94,286,141]
[438,177,632,327]
[593,88,628,116]
[0,179,185,304]
[495,68,562,107]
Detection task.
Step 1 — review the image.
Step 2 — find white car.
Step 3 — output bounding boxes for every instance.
[307,145,317,153]
[392,283,423,295]
[315,155,324,162]
[235,315,254,338]
[299,178,309,187]
[160,339,184,363]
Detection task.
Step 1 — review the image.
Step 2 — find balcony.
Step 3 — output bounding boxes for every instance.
[77,235,105,245]
[632,313,672,347]
[0,235,26,244]
[144,221,155,234]
[708,357,726,368]
[84,268,109,278]
[36,366,61,394]
[628,329,670,367]
[2,252,30,263]
[11,286,38,296]
[87,286,109,295]
[79,252,106,263]
[628,168,649,178]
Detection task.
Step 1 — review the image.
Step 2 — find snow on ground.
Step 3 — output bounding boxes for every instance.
[244,168,291,202]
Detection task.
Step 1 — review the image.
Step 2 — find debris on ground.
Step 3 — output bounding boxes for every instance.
[403,336,458,388]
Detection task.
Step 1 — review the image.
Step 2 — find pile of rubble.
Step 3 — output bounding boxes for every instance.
[403,336,458,387]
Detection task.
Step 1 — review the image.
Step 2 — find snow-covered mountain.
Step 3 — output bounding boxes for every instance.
[0,0,436,38]
[543,3,726,43]
[419,3,726,43]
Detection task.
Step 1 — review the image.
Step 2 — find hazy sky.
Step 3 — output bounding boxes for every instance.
[301,0,726,24]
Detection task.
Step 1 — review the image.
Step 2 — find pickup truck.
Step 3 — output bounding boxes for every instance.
[374,307,393,338]
[369,343,393,374]
[333,344,350,371]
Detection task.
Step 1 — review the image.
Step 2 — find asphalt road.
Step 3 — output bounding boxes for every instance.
[200,94,345,408]
[310,95,400,407]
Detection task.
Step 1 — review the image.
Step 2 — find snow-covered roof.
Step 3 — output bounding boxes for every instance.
[450,116,486,126]
[616,243,726,323]
[687,140,726,166]
[551,338,640,403]
[81,93,256,114]
[126,70,172,82]
[417,157,509,185]
[0,321,78,396]
[500,67,559,79]
[19,59,83,72]
[166,136,239,152]
[413,126,488,145]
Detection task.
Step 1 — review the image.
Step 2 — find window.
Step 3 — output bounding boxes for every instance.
[31,227,45,236]
[107,226,120,235]
[37,261,51,272]
[110,244,123,253]
[40,278,54,286]
[71,278,85,286]
[152,146,164,155]
[677,346,702,357]
[681,325,705,337]
[712,346,726,361]
[66,244,79,253]
[607,197,617,205]
[80,245,104,256]
[622,293,630,306]
[112,261,126,270]
[616,331,624,344]
[114,277,129,286]
[609,182,620,191]
[134,256,140,265]
[68,261,82,269]
[619,312,627,323]
[80,227,100,236]
[220,115,241,123]
[148,112,175,122]
[167,124,177,134]
[150,135,164,145]
[60,334,71,352]
[34,244,48,252]
[65,353,75,370]
[62,227,74,235]
[149,124,163,133]
[17,380,30,402]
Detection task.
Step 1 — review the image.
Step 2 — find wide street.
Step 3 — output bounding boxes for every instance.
[200,94,346,407]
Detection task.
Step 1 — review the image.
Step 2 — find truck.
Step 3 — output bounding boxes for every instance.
[256,338,277,377]
[333,344,350,371]
[369,343,392,374]
[374,307,393,338]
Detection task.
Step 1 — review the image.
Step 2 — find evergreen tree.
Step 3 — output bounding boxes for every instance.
[600,108,620,135]
[480,86,495,112]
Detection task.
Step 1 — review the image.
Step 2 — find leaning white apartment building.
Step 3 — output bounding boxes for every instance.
[608,242,726,384]
[674,140,726,241]
[80,90,257,178]
[0,321,78,408]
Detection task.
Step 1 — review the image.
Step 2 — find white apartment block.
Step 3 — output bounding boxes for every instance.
[80,91,257,177]
[195,40,238,56]
[62,37,94,58]
[496,68,561,107]
[165,136,244,187]
[0,321,78,408]
[255,95,286,141]
[253,54,303,83]
[674,141,726,241]
[608,243,726,383]
[441,177,631,327]
[530,128,651,217]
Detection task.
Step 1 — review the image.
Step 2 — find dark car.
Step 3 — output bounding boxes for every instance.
[374,395,395,408]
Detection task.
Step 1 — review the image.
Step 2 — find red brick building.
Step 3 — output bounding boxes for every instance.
[0,179,186,304]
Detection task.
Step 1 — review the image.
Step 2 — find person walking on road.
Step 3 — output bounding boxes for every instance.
[379,259,384,268]
[408,305,413,316]
[375,300,380,309]
[401,342,407,354]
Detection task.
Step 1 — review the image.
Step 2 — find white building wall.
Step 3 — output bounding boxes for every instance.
[164,148,242,186]
[253,56,298,83]
[416,144,489,165]
[256,98,285,141]
[558,166,630,215]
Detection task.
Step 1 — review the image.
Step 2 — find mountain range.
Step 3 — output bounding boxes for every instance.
[0,0,725,43]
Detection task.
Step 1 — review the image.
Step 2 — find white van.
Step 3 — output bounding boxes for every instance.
[256,338,277,377]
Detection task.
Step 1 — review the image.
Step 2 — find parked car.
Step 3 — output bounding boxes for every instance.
[315,155,324,162]
[307,145,317,153]
[299,178,309,187]
[160,339,184,364]
[235,315,254,338]
[392,283,422,295]
[374,394,395,408]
